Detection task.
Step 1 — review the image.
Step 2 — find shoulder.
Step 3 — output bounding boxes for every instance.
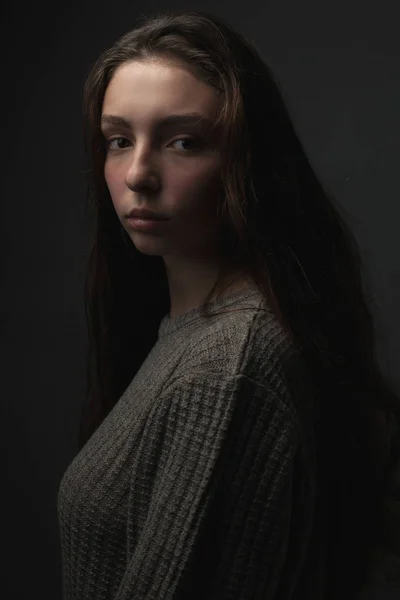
[184,299,301,397]
[159,369,300,443]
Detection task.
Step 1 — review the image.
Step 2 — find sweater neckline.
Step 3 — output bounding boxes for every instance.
[158,282,263,339]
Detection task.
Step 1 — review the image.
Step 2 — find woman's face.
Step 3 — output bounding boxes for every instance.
[101,57,225,261]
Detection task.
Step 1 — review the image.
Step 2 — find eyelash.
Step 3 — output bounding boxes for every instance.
[105,136,200,153]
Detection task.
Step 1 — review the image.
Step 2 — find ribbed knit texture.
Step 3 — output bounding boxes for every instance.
[57,283,323,599]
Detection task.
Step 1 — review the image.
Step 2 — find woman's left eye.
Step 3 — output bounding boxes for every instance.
[170,137,200,151]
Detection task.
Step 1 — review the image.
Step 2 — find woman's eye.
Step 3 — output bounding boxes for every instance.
[170,137,200,151]
[107,137,130,151]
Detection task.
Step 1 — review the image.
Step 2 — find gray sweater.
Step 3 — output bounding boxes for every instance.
[57,284,322,599]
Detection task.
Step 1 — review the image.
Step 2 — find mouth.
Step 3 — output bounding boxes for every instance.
[126,217,169,232]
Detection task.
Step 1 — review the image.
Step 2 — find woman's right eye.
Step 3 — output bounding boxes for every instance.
[107,137,130,151]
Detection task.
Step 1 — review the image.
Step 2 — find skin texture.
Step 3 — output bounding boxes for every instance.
[101,58,250,318]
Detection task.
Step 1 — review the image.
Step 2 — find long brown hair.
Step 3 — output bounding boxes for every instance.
[79,9,399,597]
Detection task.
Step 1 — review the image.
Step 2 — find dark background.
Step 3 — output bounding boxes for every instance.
[2,1,399,598]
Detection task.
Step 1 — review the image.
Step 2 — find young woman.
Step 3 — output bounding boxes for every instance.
[57,9,400,600]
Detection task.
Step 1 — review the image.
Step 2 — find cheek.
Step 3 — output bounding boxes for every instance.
[104,163,127,215]
[104,162,123,194]
[168,162,222,210]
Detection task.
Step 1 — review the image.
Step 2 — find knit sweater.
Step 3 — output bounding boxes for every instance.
[57,283,323,600]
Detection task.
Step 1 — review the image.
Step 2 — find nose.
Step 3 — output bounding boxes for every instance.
[124,144,160,193]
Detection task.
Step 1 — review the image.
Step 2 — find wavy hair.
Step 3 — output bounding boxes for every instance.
[79,9,400,597]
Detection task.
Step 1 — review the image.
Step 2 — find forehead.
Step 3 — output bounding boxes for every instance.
[102,59,220,121]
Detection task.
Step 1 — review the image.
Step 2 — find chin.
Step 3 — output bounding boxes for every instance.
[129,236,168,257]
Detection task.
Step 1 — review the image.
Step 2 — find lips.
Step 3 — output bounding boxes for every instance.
[126,217,168,233]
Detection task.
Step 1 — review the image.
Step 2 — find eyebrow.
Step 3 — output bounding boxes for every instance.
[100,112,214,130]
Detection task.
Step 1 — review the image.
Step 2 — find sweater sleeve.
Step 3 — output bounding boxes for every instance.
[114,370,300,600]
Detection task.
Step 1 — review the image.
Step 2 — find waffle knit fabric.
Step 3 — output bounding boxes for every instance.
[57,283,323,599]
